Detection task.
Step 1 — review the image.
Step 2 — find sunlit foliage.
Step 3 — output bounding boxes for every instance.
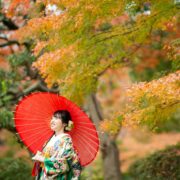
[13,0,179,105]
[6,0,179,135]
[101,71,180,134]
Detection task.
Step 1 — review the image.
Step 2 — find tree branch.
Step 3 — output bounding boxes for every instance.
[14,80,59,99]
[1,14,18,30]
[0,40,20,47]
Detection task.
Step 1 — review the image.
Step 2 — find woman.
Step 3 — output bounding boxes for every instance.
[32,110,82,180]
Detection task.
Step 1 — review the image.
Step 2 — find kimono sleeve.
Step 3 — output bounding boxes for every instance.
[43,135,78,176]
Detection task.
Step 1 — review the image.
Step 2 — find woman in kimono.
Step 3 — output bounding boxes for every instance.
[32,110,82,180]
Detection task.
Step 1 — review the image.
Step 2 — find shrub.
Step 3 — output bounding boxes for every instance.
[0,157,33,180]
[128,143,180,180]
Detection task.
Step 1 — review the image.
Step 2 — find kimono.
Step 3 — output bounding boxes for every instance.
[35,133,82,180]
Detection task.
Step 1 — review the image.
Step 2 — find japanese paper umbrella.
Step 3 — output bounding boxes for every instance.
[14,92,99,166]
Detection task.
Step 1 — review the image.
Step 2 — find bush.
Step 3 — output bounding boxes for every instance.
[128,143,180,180]
[80,152,104,180]
[0,157,33,180]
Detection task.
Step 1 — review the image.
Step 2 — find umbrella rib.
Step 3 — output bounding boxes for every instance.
[16,99,53,116]
[68,100,83,118]
[74,133,97,158]
[53,93,60,109]
[74,122,96,125]
[15,124,49,134]
[74,130,99,146]
[15,112,51,119]
[37,134,53,152]
[73,134,94,161]
[20,128,49,142]
[25,131,52,151]
[75,132,97,152]
[72,137,89,163]
[67,103,77,116]
[14,117,50,122]
[62,96,71,110]
[72,116,89,120]
[74,128,100,142]
[15,122,48,127]
[74,125,104,135]
[48,92,58,112]
[74,127,100,141]
[64,99,69,109]
[15,110,52,119]
[75,132,99,153]
[72,132,89,153]
[74,125,98,132]
[39,92,55,112]
[74,129,104,150]
[14,117,48,121]
[16,93,57,115]
[56,94,61,108]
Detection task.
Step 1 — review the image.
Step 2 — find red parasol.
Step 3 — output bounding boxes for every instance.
[14,92,99,166]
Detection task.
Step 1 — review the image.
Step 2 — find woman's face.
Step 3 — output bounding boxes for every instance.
[50,116,65,132]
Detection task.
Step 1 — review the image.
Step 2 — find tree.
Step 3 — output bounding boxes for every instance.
[0,2,60,179]
[101,15,180,134]
[2,0,180,179]
[0,0,59,132]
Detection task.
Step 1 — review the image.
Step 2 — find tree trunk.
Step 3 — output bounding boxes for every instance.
[84,93,122,180]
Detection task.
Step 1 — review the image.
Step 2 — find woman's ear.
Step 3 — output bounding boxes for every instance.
[63,123,67,127]
[64,124,68,131]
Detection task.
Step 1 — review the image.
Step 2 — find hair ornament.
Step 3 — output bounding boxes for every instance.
[65,120,74,131]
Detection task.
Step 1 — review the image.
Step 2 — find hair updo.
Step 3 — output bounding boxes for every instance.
[53,110,72,132]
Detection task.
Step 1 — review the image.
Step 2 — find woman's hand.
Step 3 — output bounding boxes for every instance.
[32,151,45,162]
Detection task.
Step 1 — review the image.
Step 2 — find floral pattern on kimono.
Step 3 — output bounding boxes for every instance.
[38,133,82,180]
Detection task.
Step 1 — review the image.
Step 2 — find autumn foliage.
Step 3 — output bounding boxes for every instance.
[6,0,180,134]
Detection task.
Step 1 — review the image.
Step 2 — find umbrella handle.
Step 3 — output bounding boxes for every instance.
[31,162,41,177]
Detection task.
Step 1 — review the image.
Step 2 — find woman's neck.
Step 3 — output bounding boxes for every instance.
[55,129,65,136]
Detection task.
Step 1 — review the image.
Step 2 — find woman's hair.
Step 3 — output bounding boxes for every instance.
[53,110,72,127]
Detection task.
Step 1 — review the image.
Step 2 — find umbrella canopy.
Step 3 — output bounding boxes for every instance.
[14,92,99,166]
